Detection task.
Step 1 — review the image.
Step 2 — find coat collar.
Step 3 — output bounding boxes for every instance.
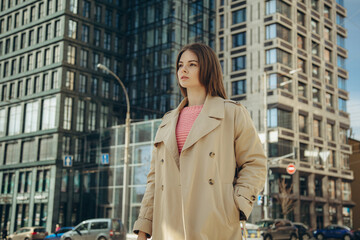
[156,95,225,170]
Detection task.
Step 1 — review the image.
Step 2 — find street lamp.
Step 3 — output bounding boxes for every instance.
[262,68,301,219]
[97,63,131,232]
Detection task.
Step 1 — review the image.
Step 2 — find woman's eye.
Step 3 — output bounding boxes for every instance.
[190,63,197,67]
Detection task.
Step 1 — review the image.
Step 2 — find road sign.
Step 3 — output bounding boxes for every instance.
[64,155,73,167]
[257,195,263,206]
[319,151,330,163]
[101,153,109,165]
[286,164,296,175]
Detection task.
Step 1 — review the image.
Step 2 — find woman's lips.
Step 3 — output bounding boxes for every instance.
[181,76,189,80]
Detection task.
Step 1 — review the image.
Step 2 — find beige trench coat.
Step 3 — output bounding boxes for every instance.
[133,95,266,240]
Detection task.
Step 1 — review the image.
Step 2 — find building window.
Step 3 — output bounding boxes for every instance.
[324,27,331,41]
[45,23,52,40]
[315,177,322,197]
[67,45,76,64]
[266,0,291,18]
[220,15,224,28]
[0,108,6,137]
[35,51,42,68]
[299,176,308,196]
[269,138,293,158]
[267,108,292,129]
[8,105,22,136]
[65,71,75,90]
[324,5,331,19]
[76,100,85,131]
[68,20,77,39]
[328,150,336,168]
[24,101,38,133]
[311,0,319,11]
[219,37,224,51]
[27,54,33,71]
[91,77,98,95]
[82,1,90,18]
[297,11,305,26]
[53,45,60,63]
[95,5,102,23]
[299,114,307,133]
[54,20,61,37]
[297,34,305,50]
[342,182,351,201]
[266,23,291,42]
[232,56,246,71]
[69,0,78,14]
[266,48,292,67]
[312,64,319,78]
[299,143,309,162]
[338,76,347,90]
[39,137,55,160]
[29,30,34,46]
[41,97,56,129]
[104,32,111,50]
[81,25,89,42]
[312,42,319,56]
[313,118,321,137]
[80,49,88,67]
[105,9,112,26]
[94,29,101,47]
[336,13,345,26]
[1,173,15,194]
[89,102,96,131]
[100,105,108,128]
[338,98,347,112]
[337,34,345,48]
[232,32,246,48]
[326,93,333,108]
[52,71,59,89]
[232,8,246,25]
[102,80,109,98]
[79,74,87,93]
[44,48,50,66]
[63,97,73,130]
[93,53,100,70]
[325,70,333,85]
[297,58,306,73]
[37,27,43,43]
[329,179,336,199]
[268,73,292,92]
[312,87,321,102]
[311,19,319,34]
[231,80,246,95]
[43,74,50,91]
[327,123,334,141]
[337,55,346,69]
[340,153,349,169]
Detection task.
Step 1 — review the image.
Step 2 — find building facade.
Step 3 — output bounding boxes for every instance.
[216,0,353,228]
[349,138,360,230]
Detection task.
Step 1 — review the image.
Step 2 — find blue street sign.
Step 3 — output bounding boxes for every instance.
[64,155,73,167]
[257,195,263,206]
[101,153,109,165]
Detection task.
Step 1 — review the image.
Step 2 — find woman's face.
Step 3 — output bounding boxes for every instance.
[177,50,203,91]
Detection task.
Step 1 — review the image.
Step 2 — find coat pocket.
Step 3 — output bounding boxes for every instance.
[223,183,240,224]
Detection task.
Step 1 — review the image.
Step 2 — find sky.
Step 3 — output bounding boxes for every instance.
[345,0,360,140]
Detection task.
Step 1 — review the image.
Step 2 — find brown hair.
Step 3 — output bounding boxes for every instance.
[176,43,227,99]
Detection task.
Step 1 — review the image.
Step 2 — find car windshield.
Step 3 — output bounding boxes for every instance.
[256,221,273,227]
[75,223,88,231]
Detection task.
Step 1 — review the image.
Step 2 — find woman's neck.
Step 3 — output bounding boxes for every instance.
[186,87,206,106]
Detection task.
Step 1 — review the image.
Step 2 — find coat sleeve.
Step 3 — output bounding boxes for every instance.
[133,147,156,237]
[233,104,267,219]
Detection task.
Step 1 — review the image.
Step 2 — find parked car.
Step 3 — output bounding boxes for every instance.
[293,222,313,240]
[242,223,262,240]
[256,219,298,240]
[8,227,48,240]
[353,229,360,240]
[45,227,73,240]
[61,218,125,240]
[313,225,353,240]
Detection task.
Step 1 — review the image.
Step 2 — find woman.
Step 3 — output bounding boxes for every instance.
[133,43,266,240]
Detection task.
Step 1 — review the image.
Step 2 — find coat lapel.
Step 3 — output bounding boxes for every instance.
[181,95,224,153]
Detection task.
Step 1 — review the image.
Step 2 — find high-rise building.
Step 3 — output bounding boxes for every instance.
[217,0,353,228]
[0,0,216,234]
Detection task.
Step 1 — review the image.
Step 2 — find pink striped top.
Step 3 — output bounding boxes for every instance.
[176,105,203,154]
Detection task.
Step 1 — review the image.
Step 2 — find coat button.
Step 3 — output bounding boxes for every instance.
[161,185,164,191]
[208,179,214,185]
[209,152,215,158]
[161,159,164,164]
[251,195,256,201]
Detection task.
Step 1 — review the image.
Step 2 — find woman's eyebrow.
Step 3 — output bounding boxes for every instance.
[178,60,198,63]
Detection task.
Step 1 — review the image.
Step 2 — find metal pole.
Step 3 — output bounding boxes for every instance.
[263,72,269,219]
[97,64,131,232]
